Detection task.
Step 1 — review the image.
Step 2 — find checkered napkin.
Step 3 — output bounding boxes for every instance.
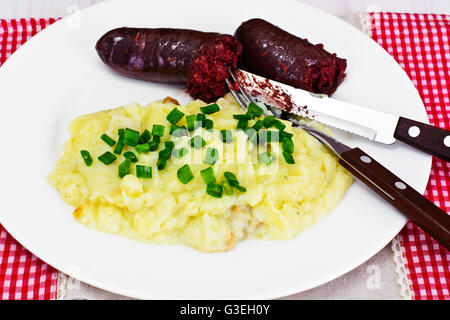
[0,18,58,300]
[368,12,450,300]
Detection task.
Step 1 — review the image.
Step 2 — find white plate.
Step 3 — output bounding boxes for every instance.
[0,0,430,299]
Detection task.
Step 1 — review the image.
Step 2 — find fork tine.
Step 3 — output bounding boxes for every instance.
[225,78,249,111]
[229,69,256,105]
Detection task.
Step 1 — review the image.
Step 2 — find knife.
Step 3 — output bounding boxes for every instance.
[232,68,450,162]
[226,69,450,250]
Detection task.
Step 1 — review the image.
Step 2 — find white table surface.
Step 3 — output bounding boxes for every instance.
[1,0,448,300]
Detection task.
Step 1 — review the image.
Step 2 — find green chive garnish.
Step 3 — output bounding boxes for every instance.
[237,119,248,131]
[205,119,213,130]
[123,128,140,147]
[177,164,194,184]
[101,134,116,147]
[280,131,294,139]
[206,183,223,198]
[170,124,189,137]
[123,151,138,162]
[221,181,233,195]
[263,116,276,128]
[258,151,275,166]
[98,151,117,165]
[244,128,258,145]
[224,172,246,192]
[157,159,167,171]
[282,137,294,154]
[186,115,197,131]
[118,159,131,178]
[190,136,206,149]
[252,120,264,131]
[152,124,165,137]
[135,143,150,154]
[247,102,264,118]
[148,138,160,151]
[165,141,175,150]
[259,130,279,144]
[196,113,206,127]
[204,148,218,165]
[166,107,185,124]
[200,103,220,114]
[282,152,295,164]
[139,129,151,144]
[80,150,93,166]
[200,167,216,185]
[114,129,125,154]
[136,165,152,178]
[233,114,251,120]
[220,130,233,143]
[273,119,286,131]
[174,147,188,158]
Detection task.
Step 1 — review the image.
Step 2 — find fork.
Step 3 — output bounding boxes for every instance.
[226,71,450,250]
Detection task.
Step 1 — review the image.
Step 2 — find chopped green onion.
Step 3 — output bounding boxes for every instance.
[200,167,216,185]
[80,150,93,166]
[190,136,206,149]
[174,147,188,158]
[263,116,276,128]
[156,148,172,170]
[136,165,152,178]
[139,129,151,144]
[221,181,233,195]
[224,172,246,192]
[247,102,264,118]
[204,148,219,165]
[258,151,275,166]
[282,137,294,154]
[166,107,185,124]
[200,103,220,114]
[186,115,197,131]
[98,151,117,165]
[282,152,295,164]
[101,134,116,147]
[224,172,239,186]
[280,131,294,139]
[273,119,286,131]
[177,164,194,184]
[152,124,165,137]
[135,143,150,154]
[118,159,131,178]
[205,119,213,130]
[237,119,248,131]
[123,128,140,147]
[220,130,233,143]
[259,130,279,144]
[165,141,175,150]
[123,151,138,162]
[233,114,251,120]
[148,139,160,151]
[114,128,125,154]
[252,120,264,131]
[169,124,189,137]
[206,183,223,198]
[196,113,206,127]
[233,184,247,193]
[244,128,258,145]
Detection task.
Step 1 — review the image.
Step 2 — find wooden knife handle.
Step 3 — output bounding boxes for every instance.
[340,147,450,251]
[394,117,450,162]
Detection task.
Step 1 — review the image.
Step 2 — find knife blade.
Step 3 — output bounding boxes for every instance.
[232,68,450,161]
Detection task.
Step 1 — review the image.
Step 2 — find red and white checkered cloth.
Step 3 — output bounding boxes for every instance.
[0,14,448,300]
[0,18,58,300]
[369,12,450,300]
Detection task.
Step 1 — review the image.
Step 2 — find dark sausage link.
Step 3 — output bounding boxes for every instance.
[96,27,221,83]
[235,19,347,95]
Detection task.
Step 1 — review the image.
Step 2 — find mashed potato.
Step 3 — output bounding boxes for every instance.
[48,94,352,252]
